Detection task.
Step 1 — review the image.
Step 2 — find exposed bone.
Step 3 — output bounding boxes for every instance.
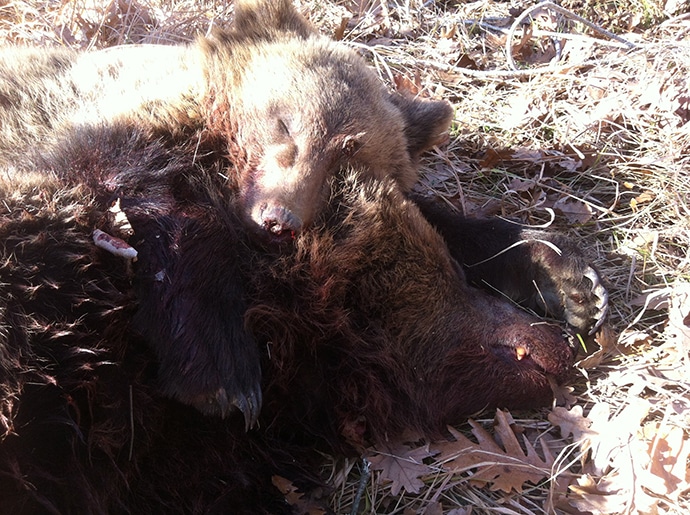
[92,229,138,259]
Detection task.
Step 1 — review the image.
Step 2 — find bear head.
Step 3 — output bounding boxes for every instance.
[202,0,454,242]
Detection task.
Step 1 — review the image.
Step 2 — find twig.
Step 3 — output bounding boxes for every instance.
[128,384,134,461]
[506,1,638,71]
[349,458,371,515]
[410,57,588,79]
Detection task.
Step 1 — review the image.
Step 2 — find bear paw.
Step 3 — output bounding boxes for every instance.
[561,266,608,335]
[181,380,263,431]
[157,345,263,431]
[527,239,609,336]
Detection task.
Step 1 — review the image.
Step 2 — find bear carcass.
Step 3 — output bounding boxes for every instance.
[0,125,607,513]
[0,0,452,420]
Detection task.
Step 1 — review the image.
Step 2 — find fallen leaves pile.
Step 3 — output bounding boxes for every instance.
[1,1,688,513]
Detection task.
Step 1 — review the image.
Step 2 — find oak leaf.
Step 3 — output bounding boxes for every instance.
[271,476,327,515]
[548,405,591,443]
[431,409,554,493]
[368,442,436,496]
[643,423,690,499]
[549,401,690,513]
[552,196,593,224]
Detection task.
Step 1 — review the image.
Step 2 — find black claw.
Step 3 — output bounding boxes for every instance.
[191,384,262,430]
[235,387,262,431]
[223,388,262,429]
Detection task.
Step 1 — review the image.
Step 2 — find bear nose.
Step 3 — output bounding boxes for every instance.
[259,205,301,238]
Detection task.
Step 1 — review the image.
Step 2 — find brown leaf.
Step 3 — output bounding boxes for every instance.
[368,442,435,496]
[507,177,536,193]
[332,16,349,41]
[645,423,690,497]
[575,324,618,369]
[551,401,652,477]
[432,410,554,493]
[421,501,443,515]
[566,405,690,514]
[393,73,421,96]
[552,196,593,224]
[271,476,327,515]
[479,147,515,169]
[455,54,479,70]
[548,375,576,408]
[568,473,630,513]
[548,405,591,442]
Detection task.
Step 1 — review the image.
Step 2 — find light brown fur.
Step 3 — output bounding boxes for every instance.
[0,0,453,239]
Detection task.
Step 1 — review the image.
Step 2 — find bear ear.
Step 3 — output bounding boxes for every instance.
[233,0,315,40]
[389,94,454,158]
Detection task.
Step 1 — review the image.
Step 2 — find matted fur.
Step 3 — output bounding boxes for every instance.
[0,123,606,512]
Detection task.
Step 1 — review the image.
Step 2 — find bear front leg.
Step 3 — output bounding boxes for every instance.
[412,195,608,336]
[127,208,262,429]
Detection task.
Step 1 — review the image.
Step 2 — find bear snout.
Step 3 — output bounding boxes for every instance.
[253,202,301,241]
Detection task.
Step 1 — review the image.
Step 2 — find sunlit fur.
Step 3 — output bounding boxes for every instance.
[0,124,603,513]
[0,0,452,237]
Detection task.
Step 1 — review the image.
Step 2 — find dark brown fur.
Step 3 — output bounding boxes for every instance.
[1,125,606,512]
[0,0,456,422]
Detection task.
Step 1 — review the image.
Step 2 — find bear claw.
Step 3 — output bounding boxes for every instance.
[194,385,262,430]
[233,388,262,431]
[584,266,608,335]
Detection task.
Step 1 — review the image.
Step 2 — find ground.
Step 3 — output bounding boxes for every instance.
[0,1,688,514]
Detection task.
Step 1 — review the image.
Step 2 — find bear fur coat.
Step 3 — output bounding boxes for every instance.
[0,123,607,514]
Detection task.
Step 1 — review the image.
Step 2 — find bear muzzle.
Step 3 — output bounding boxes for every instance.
[251,202,302,242]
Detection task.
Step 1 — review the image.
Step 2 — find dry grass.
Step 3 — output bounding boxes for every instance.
[1,1,688,513]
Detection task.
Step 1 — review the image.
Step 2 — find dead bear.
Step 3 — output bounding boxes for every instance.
[0,124,607,513]
[0,0,453,241]
[0,0,451,422]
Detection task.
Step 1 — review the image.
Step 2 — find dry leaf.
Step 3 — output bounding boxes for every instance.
[421,501,443,515]
[568,473,631,514]
[587,400,651,475]
[368,442,436,496]
[553,196,593,224]
[271,476,327,515]
[575,324,617,369]
[507,177,536,193]
[447,508,472,515]
[665,281,690,362]
[479,148,515,169]
[549,405,592,443]
[393,73,421,95]
[567,421,683,515]
[549,399,690,514]
[432,410,554,493]
[548,375,577,408]
[645,423,690,498]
